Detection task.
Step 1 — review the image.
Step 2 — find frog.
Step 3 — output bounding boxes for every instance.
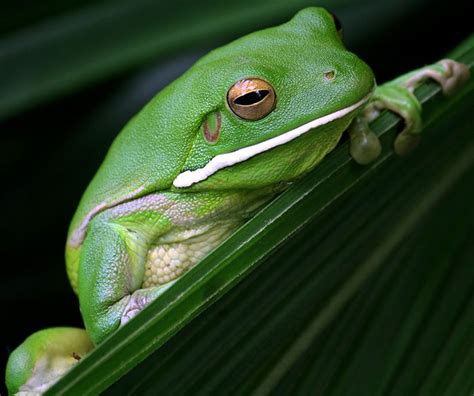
[5,7,469,395]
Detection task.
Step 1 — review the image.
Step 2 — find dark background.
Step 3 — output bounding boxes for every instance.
[1,0,472,392]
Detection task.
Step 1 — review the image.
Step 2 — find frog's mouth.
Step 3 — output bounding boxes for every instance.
[173,91,372,188]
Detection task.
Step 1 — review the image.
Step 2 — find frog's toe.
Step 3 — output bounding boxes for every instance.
[6,328,93,395]
[394,131,422,156]
[120,283,175,326]
[348,117,382,165]
[120,293,148,325]
[437,59,470,95]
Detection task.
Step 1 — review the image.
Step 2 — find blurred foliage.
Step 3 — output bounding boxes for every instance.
[1,0,473,394]
[0,0,468,120]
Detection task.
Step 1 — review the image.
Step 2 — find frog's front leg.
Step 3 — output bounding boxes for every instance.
[349,59,470,164]
[79,192,239,344]
[78,208,170,344]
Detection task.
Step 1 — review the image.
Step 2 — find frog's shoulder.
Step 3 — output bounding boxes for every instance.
[67,73,204,247]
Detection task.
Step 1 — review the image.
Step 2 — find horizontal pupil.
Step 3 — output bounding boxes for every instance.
[234,90,269,105]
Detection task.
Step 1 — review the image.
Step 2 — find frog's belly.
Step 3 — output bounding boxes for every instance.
[142,222,237,288]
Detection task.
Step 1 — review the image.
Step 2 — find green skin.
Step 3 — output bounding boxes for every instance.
[6,7,470,395]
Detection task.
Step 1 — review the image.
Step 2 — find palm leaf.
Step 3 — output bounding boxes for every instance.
[45,38,474,395]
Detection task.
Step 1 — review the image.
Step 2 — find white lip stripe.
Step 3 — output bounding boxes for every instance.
[173,92,372,188]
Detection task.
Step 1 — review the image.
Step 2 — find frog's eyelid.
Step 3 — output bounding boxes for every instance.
[173,92,372,189]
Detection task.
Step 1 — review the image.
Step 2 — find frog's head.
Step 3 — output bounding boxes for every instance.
[173,6,375,189]
[68,7,374,250]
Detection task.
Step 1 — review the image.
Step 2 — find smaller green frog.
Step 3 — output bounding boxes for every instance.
[6,7,469,395]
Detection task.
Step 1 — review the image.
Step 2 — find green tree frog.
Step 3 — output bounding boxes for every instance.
[6,7,469,395]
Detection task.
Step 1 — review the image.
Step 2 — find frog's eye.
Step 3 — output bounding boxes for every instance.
[227,78,276,120]
[329,11,343,39]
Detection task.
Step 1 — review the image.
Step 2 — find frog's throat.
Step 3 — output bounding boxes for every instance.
[173,92,372,188]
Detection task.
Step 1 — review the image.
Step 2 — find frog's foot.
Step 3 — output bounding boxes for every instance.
[6,327,93,395]
[355,59,470,158]
[364,83,424,156]
[403,59,470,96]
[120,283,175,325]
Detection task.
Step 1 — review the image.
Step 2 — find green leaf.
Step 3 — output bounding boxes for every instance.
[46,37,474,395]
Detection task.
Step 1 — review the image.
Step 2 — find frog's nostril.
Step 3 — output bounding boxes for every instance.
[323,70,336,81]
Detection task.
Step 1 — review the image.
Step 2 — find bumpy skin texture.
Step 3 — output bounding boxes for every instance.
[8,7,378,394]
